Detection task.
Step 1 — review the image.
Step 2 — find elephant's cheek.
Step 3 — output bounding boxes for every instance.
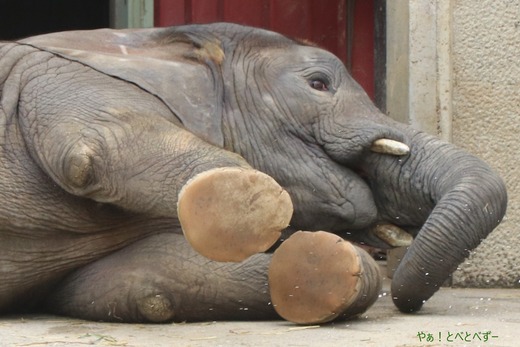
[348,187,378,229]
[291,176,377,231]
[331,174,379,230]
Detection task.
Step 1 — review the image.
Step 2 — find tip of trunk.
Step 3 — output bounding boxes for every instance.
[390,255,440,313]
[391,286,426,313]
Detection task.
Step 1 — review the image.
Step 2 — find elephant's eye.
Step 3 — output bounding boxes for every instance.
[309,79,329,92]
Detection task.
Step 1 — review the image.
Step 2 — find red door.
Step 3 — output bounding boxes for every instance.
[154,0,375,100]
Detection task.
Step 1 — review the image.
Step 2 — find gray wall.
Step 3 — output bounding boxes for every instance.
[386,0,519,287]
[450,1,519,287]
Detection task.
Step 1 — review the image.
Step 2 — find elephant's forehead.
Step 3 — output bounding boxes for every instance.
[270,48,345,80]
[286,45,340,64]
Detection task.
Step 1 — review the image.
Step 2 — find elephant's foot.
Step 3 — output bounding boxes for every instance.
[178,167,293,262]
[268,231,382,325]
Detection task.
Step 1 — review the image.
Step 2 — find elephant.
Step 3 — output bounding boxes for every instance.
[0,23,507,323]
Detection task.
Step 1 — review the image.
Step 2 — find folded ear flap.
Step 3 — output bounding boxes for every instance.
[20,27,225,147]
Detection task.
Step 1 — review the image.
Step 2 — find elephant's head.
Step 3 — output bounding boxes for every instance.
[24,23,507,312]
[204,24,508,312]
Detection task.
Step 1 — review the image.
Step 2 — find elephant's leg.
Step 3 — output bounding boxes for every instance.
[17,61,293,262]
[46,231,383,324]
[44,232,277,323]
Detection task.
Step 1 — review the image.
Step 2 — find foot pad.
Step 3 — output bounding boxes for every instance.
[178,167,293,262]
[268,231,382,324]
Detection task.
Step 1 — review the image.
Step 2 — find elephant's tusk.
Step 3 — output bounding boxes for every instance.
[371,139,410,156]
[372,224,413,247]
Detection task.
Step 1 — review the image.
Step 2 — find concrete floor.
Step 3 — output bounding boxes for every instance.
[1,278,519,347]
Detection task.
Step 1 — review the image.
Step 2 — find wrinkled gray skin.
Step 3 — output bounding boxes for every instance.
[0,23,507,322]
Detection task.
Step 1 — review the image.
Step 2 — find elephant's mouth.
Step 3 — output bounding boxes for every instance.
[345,223,415,250]
[370,223,414,247]
[353,138,415,249]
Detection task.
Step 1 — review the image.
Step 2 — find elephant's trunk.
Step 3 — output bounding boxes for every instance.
[318,90,506,312]
[372,130,507,312]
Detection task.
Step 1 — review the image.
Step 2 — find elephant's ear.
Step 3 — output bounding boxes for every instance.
[19,27,225,147]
